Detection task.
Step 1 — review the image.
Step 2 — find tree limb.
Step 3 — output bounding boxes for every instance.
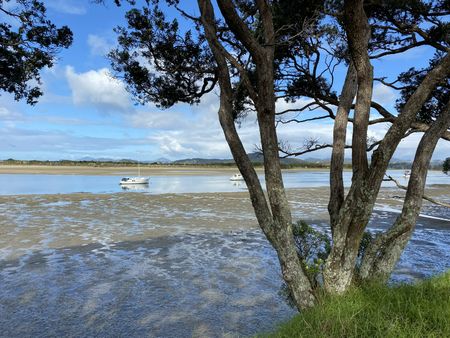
[385,175,450,208]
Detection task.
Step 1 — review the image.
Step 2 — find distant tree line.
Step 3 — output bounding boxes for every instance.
[0,158,331,169]
[443,157,450,174]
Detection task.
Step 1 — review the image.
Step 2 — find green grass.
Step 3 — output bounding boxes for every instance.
[262,271,450,338]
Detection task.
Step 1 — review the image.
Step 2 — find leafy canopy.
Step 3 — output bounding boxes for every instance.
[0,0,73,104]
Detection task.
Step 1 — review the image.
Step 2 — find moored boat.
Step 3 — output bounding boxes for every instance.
[120,161,149,185]
[229,173,244,181]
[119,177,149,185]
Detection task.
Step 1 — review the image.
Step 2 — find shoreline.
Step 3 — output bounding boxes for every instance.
[0,164,328,176]
[0,164,443,176]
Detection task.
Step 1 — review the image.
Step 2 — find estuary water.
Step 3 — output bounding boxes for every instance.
[0,170,449,337]
[0,169,448,195]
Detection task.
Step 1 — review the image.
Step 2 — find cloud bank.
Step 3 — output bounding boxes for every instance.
[65,67,131,112]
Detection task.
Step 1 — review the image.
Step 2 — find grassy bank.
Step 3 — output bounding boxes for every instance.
[263,271,450,337]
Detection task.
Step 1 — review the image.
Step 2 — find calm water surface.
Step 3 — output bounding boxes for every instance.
[0,170,448,195]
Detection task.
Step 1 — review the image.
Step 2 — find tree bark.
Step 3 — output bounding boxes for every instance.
[324,0,450,293]
[323,0,373,294]
[359,99,450,281]
[344,0,372,180]
[328,62,357,229]
[198,0,316,310]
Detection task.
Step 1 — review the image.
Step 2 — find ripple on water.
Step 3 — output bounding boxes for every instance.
[0,231,295,337]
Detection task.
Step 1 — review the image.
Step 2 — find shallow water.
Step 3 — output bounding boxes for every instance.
[0,170,448,195]
[0,188,449,337]
[0,232,292,337]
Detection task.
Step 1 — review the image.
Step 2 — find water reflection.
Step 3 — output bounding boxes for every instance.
[0,170,448,195]
[120,183,150,191]
[231,180,247,190]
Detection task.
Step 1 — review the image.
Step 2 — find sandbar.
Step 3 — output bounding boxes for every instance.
[0,164,255,176]
[0,164,327,176]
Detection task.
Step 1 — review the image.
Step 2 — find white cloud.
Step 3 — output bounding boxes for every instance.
[148,128,231,159]
[153,134,196,155]
[65,66,131,112]
[0,107,22,121]
[372,83,398,107]
[0,124,155,160]
[46,0,86,15]
[129,110,191,130]
[140,93,339,160]
[276,97,315,116]
[138,92,233,158]
[87,34,113,56]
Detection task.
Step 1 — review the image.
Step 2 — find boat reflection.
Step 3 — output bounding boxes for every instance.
[120,183,150,191]
[231,180,247,190]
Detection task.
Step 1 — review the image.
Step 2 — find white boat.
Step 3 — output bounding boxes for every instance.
[119,177,149,185]
[403,170,411,178]
[229,173,244,181]
[119,162,149,185]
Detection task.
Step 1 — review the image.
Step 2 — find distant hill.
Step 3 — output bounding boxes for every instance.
[155,157,171,164]
[172,157,234,165]
[172,152,309,166]
[1,155,444,170]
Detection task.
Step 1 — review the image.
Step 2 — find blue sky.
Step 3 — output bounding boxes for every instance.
[0,0,448,162]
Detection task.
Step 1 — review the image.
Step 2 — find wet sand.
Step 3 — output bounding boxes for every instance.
[1,186,449,261]
[0,186,449,337]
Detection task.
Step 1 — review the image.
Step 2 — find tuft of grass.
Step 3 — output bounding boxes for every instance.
[261,272,450,338]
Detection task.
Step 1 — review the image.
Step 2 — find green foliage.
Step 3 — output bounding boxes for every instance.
[290,220,373,285]
[395,53,449,123]
[292,220,331,284]
[279,221,330,308]
[443,157,450,175]
[280,221,374,307]
[367,0,449,52]
[0,0,73,104]
[109,5,215,108]
[264,271,450,338]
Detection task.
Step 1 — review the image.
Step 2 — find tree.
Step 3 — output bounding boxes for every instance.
[0,0,73,104]
[109,0,450,310]
[444,157,450,174]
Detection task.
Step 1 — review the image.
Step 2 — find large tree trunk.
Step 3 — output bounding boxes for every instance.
[359,99,450,281]
[257,96,316,309]
[324,0,450,293]
[323,0,373,293]
[324,186,376,292]
[198,0,316,310]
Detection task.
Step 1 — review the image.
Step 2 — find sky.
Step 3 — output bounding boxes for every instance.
[0,0,449,162]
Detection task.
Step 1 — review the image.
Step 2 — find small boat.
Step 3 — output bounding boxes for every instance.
[229,173,244,181]
[403,170,411,178]
[120,162,149,185]
[119,176,149,185]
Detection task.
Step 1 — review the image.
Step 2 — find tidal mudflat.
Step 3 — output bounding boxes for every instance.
[0,187,449,337]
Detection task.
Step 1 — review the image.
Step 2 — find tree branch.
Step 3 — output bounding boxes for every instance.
[385,175,450,208]
[216,0,263,63]
[344,0,372,179]
[370,40,428,59]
